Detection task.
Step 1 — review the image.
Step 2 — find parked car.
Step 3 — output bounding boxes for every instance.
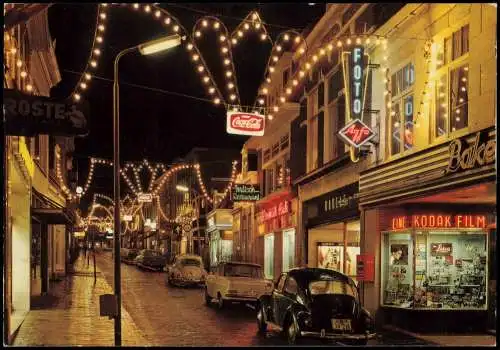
[165,254,207,287]
[204,262,273,309]
[256,268,376,345]
[134,249,167,271]
[120,248,139,264]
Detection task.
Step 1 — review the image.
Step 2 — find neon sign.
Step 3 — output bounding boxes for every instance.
[391,214,487,230]
[338,45,375,148]
[263,200,290,222]
[445,131,495,173]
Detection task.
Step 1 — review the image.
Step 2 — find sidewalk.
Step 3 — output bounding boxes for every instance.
[383,325,497,347]
[13,254,150,346]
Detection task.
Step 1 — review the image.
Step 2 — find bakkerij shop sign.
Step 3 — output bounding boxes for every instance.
[232,184,260,201]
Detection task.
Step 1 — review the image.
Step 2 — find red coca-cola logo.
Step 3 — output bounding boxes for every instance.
[230,114,264,131]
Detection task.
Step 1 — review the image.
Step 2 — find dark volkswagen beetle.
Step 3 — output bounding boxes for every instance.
[256,268,376,345]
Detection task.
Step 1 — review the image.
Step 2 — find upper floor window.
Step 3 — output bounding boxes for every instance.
[389,62,415,156]
[434,25,469,138]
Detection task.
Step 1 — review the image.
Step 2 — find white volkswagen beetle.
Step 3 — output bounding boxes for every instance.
[204,262,273,309]
[165,254,207,287]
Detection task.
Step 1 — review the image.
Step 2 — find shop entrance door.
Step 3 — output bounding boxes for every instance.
[264,233,274,279]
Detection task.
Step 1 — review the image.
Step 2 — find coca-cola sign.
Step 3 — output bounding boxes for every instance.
[226,112,265,136]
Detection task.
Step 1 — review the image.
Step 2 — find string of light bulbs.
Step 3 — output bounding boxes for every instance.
[4,31,37,94]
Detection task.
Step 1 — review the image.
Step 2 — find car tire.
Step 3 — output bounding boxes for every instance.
[204,288,212,306]
[256,304,267,334]
[217,293,224,310]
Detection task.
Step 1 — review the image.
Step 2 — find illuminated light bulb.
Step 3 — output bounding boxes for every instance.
[266,78,271,83]
[220,35,226,42]
[283,34,290,41]
[356,37,362,44]
[94,48,101,55]
[214,21,220,29]
[155,10,161,17]
[74,93,81,101]
[273,56,279,62]
[312,55,318,62]
[461,87,466,92]
[222,47,228,53]
[26,84,33,92]
[195,31,201,37]
[244,23,250,30]
[269,67,275,73]
[230,94,236,101]
[202,20,208,27]
[320,49,326,55]
[286,88,292,95]
[228,82,234,89]
[292,79,298,86]
[252,12,258,20]
[164,17,171,25]
[100,13,107,19]
[268,114,274,120]
[273,106,279,112]
[394,122,400,128]
[255,22,261,29]
[238,30,243,37]
[198,65,205,72]
[232,38,238,45]
[192,54,199,61]
[96,36,103,43]
[464,66,469,71]
[80,82,87,89]
[387,102,392,108]
[203,76,210,83]
[459,98,464,103]
[16,60,23,68]
[262,88,268,94]
[133,3,139,9]
[276,45,282,52]
[10,48,17,54]
[337,41,342,47]
[305,62,311,69]
[455,109,460,114]
[383,56,388,61]
[224,58,230,65]
[299,48,306,54]
[187,43,194,51]
[261,33,267,40]
[226,71,232,77]
[258,98,265,105]
[295,36,301,43]
[366,38,371,44]
[173,25,179,32]
[461,77,467,82]
[90,60,97,67]
[347,38,352,45]
[456,117,461,122]
[299,71,305,77]
[20,71,27,78]
[280,97,286,103]
[98,24,105,31]
[209,87,215,94]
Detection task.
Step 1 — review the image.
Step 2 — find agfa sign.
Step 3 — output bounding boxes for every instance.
[3,89,89,137]
[137,193,153,203]
[338,45,374,148]
[226,112,265,136]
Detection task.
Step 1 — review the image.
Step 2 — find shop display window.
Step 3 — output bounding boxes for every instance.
[264,233,275,279]
[382,230,488,310]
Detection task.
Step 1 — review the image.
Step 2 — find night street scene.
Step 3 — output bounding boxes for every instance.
[2,3,497,347]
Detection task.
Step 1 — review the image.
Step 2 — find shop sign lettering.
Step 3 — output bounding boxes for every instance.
[232,184,260,201]
[430,243,452,256]
[324,192,358,212]
[391,214,487,230]
[262,200,290,222]
[445,131,495,173]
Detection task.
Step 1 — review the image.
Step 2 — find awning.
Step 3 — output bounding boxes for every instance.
[31,207,73,225]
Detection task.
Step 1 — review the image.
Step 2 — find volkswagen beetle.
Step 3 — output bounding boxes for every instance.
[165,254,207,287]
[256,268,376,345]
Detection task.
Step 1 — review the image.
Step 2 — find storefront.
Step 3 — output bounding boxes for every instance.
[302,182,361,281]
[359,127,496,333]
[206,209,233,267]
[256,191,297,280]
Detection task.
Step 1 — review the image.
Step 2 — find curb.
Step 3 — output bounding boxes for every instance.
[382,324,439,345]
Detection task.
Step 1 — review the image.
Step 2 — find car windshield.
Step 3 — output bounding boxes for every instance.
[224,264,263,278]
[180,258,201,267]
[309,276,357,298]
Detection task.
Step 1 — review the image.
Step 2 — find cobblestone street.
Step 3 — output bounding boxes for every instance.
[94,251,434,347]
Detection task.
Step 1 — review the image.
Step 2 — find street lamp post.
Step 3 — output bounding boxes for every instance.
[112,34,181,346]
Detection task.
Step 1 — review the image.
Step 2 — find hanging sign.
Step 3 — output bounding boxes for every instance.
[337,46,374,148]
[3,89,89,137]
[137,193,153,203]
[232,184,260,201]
[226,111,265,136]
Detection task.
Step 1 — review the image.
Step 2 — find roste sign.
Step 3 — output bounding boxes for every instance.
[226,111,265,136]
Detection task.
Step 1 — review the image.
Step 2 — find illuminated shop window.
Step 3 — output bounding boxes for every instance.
[382,230,488,310]
[389,62,415,156]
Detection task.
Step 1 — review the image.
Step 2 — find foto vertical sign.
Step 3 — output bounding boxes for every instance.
[349,45,365,120]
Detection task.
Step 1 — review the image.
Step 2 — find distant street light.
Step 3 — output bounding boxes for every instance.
[112,33,181,346]
[76,186,83,195]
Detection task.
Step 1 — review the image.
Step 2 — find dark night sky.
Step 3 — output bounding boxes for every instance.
[46,3,325,204]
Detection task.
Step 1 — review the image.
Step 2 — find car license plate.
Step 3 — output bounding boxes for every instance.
[331,319,352,331]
